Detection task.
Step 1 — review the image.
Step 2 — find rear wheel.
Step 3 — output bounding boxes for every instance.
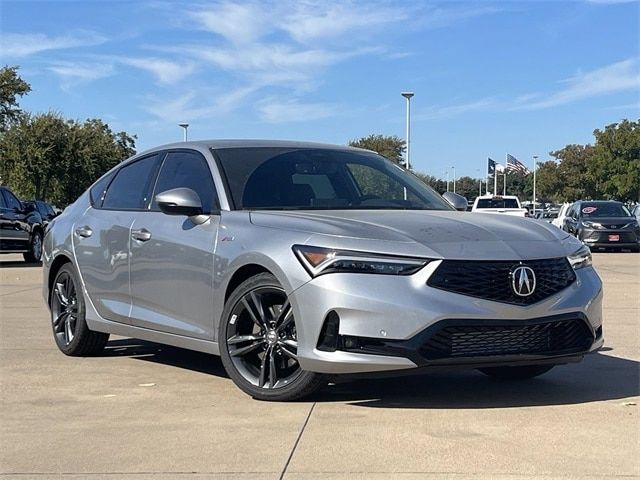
[219,273,325,401]
[50,263,109,356]
[479,365,554,380]
[23,230,42,263]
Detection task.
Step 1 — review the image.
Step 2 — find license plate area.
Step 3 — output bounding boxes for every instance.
[608,234,620,242]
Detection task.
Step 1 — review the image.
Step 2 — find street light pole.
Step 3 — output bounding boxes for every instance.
[533,155,538,216]
[401,92,414,171]
[179,123,189,142]
[445,169,450,192]
[451,166,456,193]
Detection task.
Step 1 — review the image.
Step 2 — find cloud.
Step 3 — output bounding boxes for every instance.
[281,2,411,44]
[258,98,338,123]
[115,57,196,85]
[48,61,114,89]
[188,2,269,45]
[0,31,106,58]
[584,0,638,4]
[144,86,257,121]
[513,58,640,110]
[414,99,495,120]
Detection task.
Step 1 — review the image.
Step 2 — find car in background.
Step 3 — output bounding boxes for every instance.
[23,200,58,229]
[471,195,528,216]
[552,203,573,229]
[0,186,45,262]
[631,204,640,222]
[535,209,559,223]
[563,200,640,252]
[42,140,602,401]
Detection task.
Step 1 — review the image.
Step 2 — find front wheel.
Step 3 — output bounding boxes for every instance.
[479,365,554,380]
[219,273,325,401]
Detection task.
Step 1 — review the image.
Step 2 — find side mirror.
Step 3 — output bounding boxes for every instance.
[155,188,208,224]
[23,203,36,214]
[442,191,468,211]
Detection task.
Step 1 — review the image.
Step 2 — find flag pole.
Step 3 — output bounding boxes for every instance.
[503,153,507,196]
[533,155,538,215]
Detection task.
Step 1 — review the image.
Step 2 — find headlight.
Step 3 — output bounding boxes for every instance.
[581,221,602,229]
[293,245,429,277]
[567,245,592,270]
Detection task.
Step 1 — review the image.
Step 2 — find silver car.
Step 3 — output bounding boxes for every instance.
[42,141,603,401]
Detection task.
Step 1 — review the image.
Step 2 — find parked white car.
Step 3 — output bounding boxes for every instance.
[471,195,529,217]
[552,203,573,229]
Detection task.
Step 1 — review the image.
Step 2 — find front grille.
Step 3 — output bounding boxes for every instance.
[419,319,593,360]
[427,258,575,305]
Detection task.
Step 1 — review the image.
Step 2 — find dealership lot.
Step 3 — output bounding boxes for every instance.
[0,253,638,479]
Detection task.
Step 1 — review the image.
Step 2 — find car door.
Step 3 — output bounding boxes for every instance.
[129,149,219,339]
[0,189,30,250]
[73,154,162,324]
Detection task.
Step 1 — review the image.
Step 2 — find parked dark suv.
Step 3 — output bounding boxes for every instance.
[0,186,45,262]
[563,200,640,252]
[23,200,58,229]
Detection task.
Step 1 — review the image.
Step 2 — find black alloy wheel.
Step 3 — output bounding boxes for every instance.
[219,273,324,401]
[50,263,109,356]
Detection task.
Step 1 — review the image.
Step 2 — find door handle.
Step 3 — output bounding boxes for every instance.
[75,226,93,238]
[131,228,152,242]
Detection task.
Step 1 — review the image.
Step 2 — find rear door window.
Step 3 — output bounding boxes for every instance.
[102,154,162,210]
[151,150,218,213]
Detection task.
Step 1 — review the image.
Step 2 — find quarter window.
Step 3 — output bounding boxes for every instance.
[90,171,116,208]
[102,154,161,210]
[0,191,7,209]
[151,151,218,213]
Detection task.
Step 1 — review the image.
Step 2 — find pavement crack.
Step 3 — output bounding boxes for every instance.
[279,402,315,480]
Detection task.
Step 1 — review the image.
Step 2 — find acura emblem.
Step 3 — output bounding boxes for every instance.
[511,265,536,297]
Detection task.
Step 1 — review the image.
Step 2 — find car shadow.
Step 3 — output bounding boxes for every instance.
[103,338,228,377]
[312,352,640,408]
[101,338,639,408]
[0,260,42,268]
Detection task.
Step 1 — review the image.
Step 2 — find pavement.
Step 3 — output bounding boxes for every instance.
[0,252,638,479]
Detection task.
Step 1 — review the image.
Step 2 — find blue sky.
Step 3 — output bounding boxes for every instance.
[1,0,638,179]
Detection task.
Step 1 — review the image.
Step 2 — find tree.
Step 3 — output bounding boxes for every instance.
[0,113,136,204]
[0,66,31,130]
[549,144,597,201]
[349,134,406,165]
[591,119,640,202]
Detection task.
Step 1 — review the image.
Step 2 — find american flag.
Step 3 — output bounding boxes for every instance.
[506,154,530,174]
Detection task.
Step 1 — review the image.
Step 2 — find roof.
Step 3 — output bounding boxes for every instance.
[138,139,374,156]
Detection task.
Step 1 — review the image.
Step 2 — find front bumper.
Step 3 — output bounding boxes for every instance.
[290,261,603,374]
[580,228,640,249]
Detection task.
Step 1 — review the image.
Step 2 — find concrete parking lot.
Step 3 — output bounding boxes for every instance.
[1,253,638,479]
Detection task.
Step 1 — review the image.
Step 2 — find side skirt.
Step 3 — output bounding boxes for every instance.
[87,316,220,356]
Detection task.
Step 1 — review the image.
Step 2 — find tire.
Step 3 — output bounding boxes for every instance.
[23,230,42,263]
[50,263,109,356]
[219,272,325,401]
[479,365,554,380]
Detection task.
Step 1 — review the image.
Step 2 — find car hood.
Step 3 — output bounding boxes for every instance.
[249,210,581,260]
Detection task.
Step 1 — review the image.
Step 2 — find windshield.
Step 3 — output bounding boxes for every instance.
[476,198,520,209]
[581,203,631,218]
[215,147,452,211]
